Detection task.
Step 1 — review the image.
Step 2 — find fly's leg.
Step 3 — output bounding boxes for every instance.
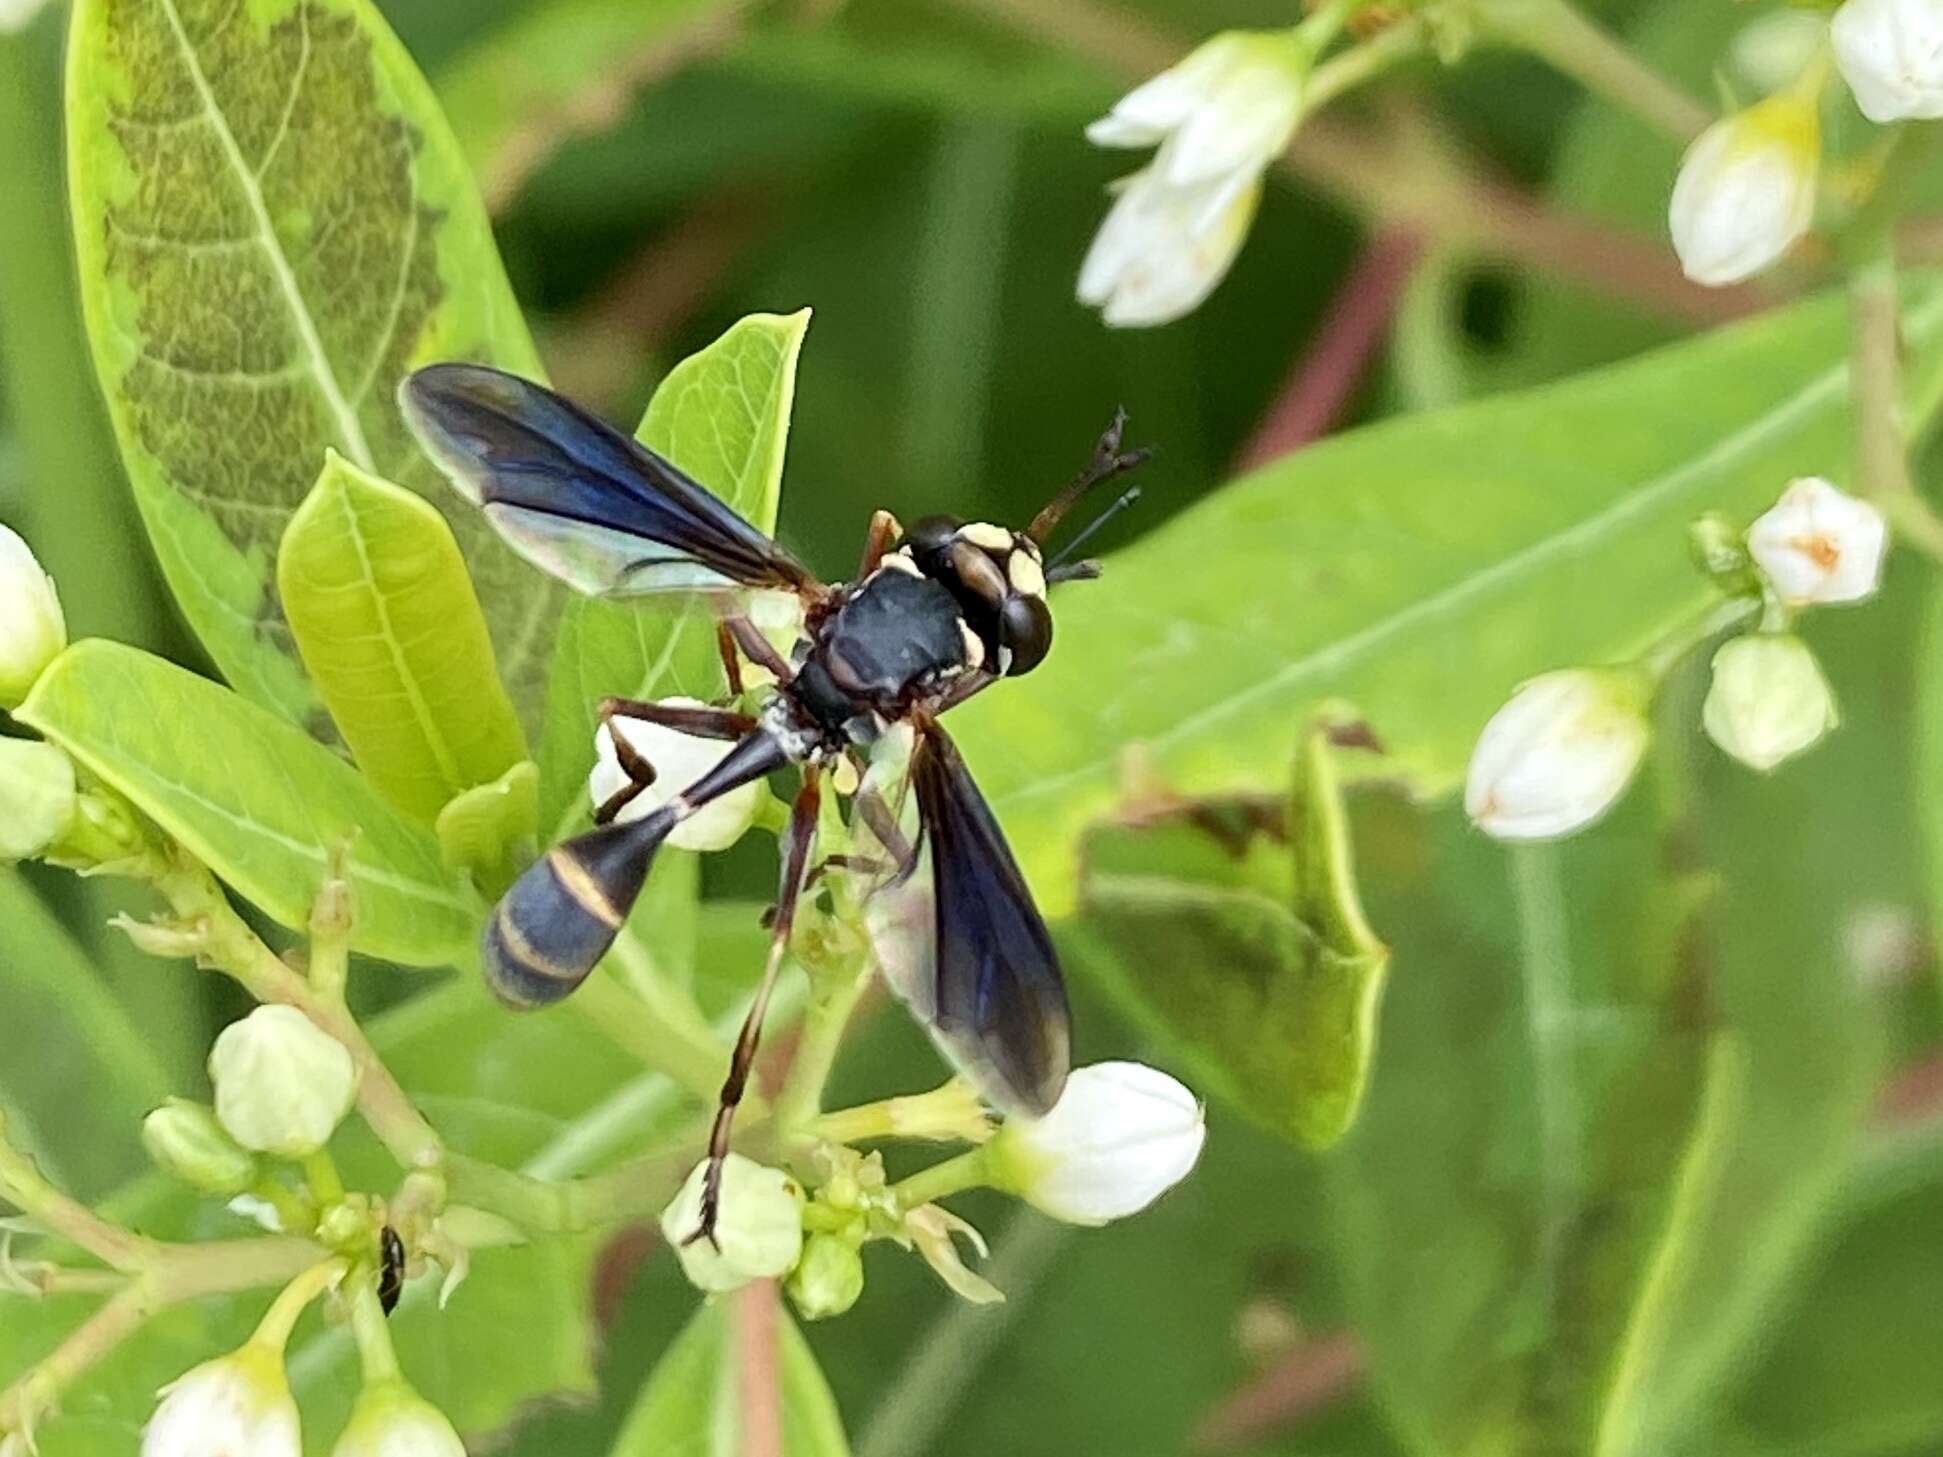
[716,621,746,698]
[858,509,903,578]
[724,613,795,684]
[594,700,760,826]
[685,764,822,1249]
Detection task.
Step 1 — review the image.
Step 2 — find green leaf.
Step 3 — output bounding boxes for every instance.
[18,639,479,965]
[612,1295,851,1457]
[0,870,172,1198]
[436,759,540,896]
[279,451,528,821]
[1077,727,1389,1148]
[65,0,558,728]
[537,308,811,838]
[952,285,1943,917]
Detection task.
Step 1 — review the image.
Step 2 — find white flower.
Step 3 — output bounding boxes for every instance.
[0,524,66,709]
[208,1005,359,1158]
[658,1154,803,1293]
[1833,0,1943,122]
[0,739,75,862]
[990,1061,1205,1225]
[1703,633,1839,772]
[1465,669,1651,841]
[1668,91,1819,286]
[143,1098,258,1196]
[1747,476,1888,606]
[589,698,760,852]
[143,1345,301,1457]
[332,1378,466,1457]
[1079,30,1303,327]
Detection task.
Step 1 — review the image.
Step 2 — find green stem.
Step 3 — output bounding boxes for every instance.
[1638,595,1762,682]
[774,958,872,1140]
[249,1257,347,1349]
[1510,841,1576,1325]
[146,856,443,1171]
[888,1148,995,1212]
[1851,250,1943,563]
[572,968,728,1106]
[346,1279,402,1383]
[0,1285,147,1439]
[444,1144,695,1234]
[1302,12,1426,113]
[1481,0,1709,144]
[0,1116,154,1271]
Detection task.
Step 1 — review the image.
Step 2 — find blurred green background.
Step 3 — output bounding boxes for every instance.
[5,1,1943,1454]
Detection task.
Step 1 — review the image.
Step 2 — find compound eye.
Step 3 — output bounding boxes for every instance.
[998,593,1052,676]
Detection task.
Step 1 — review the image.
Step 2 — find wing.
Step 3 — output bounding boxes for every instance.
[860,722,1071,1116]
[400,363,817,597]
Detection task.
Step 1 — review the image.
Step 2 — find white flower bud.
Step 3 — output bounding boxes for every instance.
[0,524,66,709]
[658,1154,803,1293]
[786,1233,865,1320]
[1668,91,1819,286]
[331,1378,466,1457]
[990,1061,1205,1226]
[589,698,761,852]
[1465,668,1651,841]
[143,1098,259,1196]
[143,1345,301,1457]
[1731,10,1831,95]
[208,1005,359,1158]
[1078,30,1303,327]
[1703,633,1839,772]
[1746,476,1888,606]
[0,739,75,862]
[1833,0,1943,122]
[1077,166,1263,328]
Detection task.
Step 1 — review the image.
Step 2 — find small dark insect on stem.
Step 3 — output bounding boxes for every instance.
[378,1225,406,1316]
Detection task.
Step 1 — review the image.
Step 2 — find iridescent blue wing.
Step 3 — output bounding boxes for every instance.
[400,364,817,596]
[861,722,1070,1116]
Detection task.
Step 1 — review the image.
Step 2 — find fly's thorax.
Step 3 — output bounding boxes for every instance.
[897,515,1052,676]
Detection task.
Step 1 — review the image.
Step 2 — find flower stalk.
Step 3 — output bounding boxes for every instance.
[1479,0,1709,144]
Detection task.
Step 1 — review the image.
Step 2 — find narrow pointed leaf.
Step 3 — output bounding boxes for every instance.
[279,451,527,821]
[18,640,479,965]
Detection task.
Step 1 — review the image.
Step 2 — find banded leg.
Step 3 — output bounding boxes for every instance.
[724,613,795,684]
[858,509,903,578]
[716,621,745,698]
[685,764,823,1248]
[594,699,760,826]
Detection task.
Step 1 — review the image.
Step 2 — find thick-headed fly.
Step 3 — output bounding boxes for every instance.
[399,364,1147,1244]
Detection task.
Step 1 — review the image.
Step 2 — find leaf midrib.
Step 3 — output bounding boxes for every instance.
[993,292,1943,812]
[152,0,374,469]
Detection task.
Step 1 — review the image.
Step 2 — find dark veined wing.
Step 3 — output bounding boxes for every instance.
[400,363,817,597]
[858,722,1070,1116]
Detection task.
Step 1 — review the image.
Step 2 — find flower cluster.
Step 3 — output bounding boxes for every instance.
[1671,0,1943,288]
[655,1063,1205,1311]
[1467,477,1886,841]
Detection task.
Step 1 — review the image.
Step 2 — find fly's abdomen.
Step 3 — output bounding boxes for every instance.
[483,808,675,1007]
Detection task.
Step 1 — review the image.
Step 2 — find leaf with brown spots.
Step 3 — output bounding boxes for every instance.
[66,0,559,729]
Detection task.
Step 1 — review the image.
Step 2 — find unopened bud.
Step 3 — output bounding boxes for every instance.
[786,1233,865,1320]
[142,1345,300,1457]
[1668,90,1819,287]
[0,739,75,861]
[0,524,65,708]
[1703,633,1839,772]
[1747,476,1887,607]
[990,1061,1206,1225]
[1465,668,1651,841]
[1687,511,1755,592]
[1833,0,1943,122]
[330,1377,465,1457]
[658,1155,804,1293]
[143,1099,258,1196]
[208,1006,359,1158]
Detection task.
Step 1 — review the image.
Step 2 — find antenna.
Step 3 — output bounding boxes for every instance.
[1027,407,1152,544]
[1048,484,1142,571]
